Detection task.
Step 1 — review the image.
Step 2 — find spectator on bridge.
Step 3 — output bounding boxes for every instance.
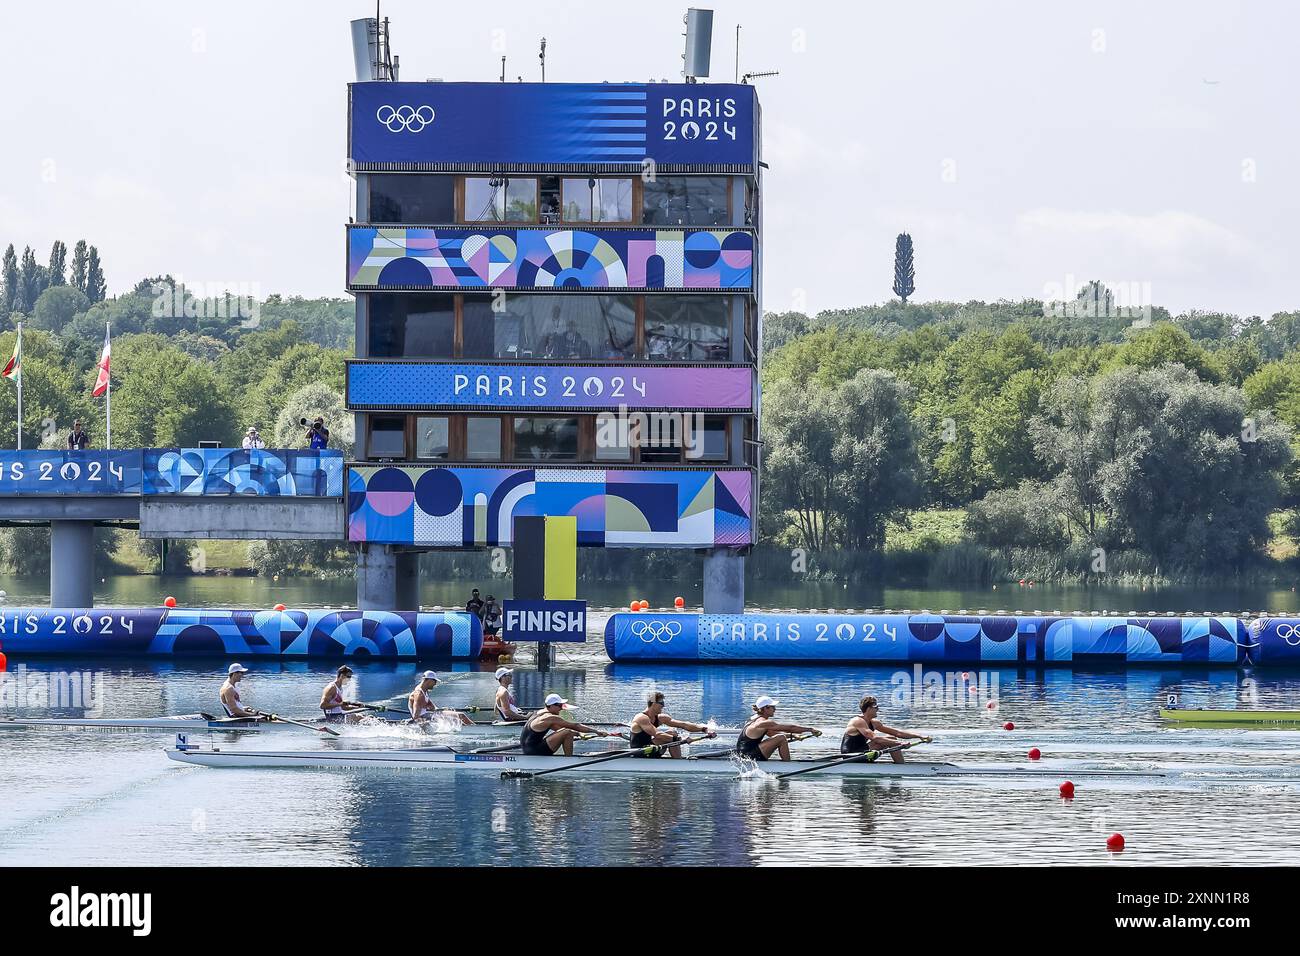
[483,596,502,637]
[242,427,265,450]
[465,588,485,619]
[305,417,330,450]
[67,420,89,450]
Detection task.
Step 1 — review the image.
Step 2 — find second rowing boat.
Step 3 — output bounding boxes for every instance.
[1158,708,1300,726]
[0,713,630,736]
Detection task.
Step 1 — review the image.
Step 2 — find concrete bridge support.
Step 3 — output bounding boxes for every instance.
[703,548,745,614]
[50,520,96,608]
[355,545,421,612]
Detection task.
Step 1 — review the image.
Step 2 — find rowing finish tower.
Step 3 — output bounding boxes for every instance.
[344,51,763,611]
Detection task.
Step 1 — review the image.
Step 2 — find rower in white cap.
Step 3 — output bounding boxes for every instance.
[219,663,257,718]
[735,695,820,762]
[520,694,619,756]
[408,671,473,726]
[493,667,526,722]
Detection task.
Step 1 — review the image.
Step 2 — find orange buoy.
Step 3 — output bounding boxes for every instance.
[163,596,177,608]
[1028,747,1041,760]
[629,601,638,612]
[1003,721,1015,731]
[0,650,6,672]
[1059,781,1075,799]
[639,600,650,610]
[1106,833,1125,852]
[274,603,287,612]
[674,596,685,608]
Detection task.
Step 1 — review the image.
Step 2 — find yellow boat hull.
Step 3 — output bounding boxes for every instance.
[1159,709,1300,725]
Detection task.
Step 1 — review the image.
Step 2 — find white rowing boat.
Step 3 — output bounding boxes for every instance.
[0,713,630,737]
[164,740,1172,778]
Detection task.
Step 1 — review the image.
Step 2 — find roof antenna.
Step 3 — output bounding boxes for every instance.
[682,8,713,84]
[539,37,547,82]
[734,24,740,83]
[500,56,506,82]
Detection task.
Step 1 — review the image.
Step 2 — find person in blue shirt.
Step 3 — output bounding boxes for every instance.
[305,417,330,449]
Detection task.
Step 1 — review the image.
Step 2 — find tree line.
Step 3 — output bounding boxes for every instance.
[760,293,1300,581]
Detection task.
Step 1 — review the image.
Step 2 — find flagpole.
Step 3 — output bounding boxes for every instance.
[105,322,111,450]
[15,322,21,451]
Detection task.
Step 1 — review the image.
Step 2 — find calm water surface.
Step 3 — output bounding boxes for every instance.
[4,573,1300,866]
[4,651,1300,866]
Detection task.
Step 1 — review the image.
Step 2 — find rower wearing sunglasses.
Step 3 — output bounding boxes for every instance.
[841,695,929,763]
[626,689,716,758]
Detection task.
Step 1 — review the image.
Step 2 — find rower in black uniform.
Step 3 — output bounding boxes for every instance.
[626,689,715,758]
[841,695,929,763]
[519,694,619,756]
[735,695,820,762]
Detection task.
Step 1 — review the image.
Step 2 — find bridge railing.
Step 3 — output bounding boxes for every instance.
[0,449,344,497]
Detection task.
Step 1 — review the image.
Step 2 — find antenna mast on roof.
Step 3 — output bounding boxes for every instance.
[350,3,399,81]
[682,8,714,84]
[539,37,547,82]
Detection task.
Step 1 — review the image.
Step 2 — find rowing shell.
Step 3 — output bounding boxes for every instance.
[1159,708,1300,725]
[0,714,628,736]
[164,743,1172,778]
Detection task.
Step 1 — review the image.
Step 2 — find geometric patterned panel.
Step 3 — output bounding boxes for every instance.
[604,613,1250,665]
[142,449,345,497]
[347,464,753,548]
[0,607,482,660]
[347,227,754,291]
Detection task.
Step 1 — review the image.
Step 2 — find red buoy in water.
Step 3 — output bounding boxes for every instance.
[0,650,6,673]
[1003,721,1015,731]
[163,596,177,608]
[639,600,650,610]
[1028,747,1042,760]
[674,596,685,608]
[274,603,287,612]
[629,601,638,612]
[1059,781,1075,799]
[1106,833,1126,852]
[986,701,997,710]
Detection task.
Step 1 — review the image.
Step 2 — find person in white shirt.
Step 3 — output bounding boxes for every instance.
[242,427,265,450]
[493,667,527,722]
[320,665,362,722]
[408,671,473,726]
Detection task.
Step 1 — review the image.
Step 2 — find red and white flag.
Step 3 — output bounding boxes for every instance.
[92,325,111,397]
[2,322,20,384]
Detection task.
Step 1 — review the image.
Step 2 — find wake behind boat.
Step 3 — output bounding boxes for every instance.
[0,712,631,736]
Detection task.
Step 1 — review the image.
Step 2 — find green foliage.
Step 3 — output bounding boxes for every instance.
[32,285,89,334]
[966,481,1068,549]
[241,343,346,434]
[246,539,351,577]
[271,382,354,456]
[106,335,240,447]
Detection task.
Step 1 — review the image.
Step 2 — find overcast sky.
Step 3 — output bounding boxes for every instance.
[2,0,1295,318]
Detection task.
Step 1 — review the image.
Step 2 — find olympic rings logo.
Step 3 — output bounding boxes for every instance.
[1273,623,1300,647]
[376,105,435,133]
[630,621,681,644]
